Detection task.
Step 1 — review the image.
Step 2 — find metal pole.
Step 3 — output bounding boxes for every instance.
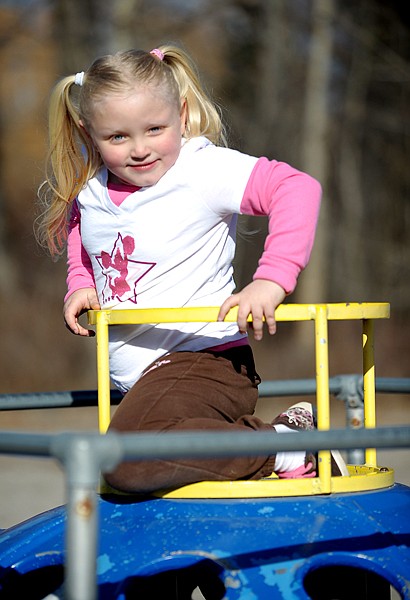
[363,319,377,466]
[2,427,410,462]
[314,305,331,493]
[96,311,111,434]
[50,434,123,600]
[65,440,99,600]
[1,378,409,409]
[332,375,365,464]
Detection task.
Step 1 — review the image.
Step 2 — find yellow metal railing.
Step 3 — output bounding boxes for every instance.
[88,302,391,497]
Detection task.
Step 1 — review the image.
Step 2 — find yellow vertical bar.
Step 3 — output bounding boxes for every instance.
[314,305,331,492]
[363,319,377,466]
[95,311,111,434]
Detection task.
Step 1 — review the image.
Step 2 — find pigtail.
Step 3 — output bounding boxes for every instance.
[36,76,100,257]
[158,45,227,147]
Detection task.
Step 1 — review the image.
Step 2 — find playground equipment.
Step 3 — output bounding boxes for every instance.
[0,302,409,599]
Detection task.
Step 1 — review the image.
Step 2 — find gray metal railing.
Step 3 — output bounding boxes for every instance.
[2,375,409,464]
[2,376,410,411]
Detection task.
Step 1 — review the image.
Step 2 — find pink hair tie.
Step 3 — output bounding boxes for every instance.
[150,48,164,61]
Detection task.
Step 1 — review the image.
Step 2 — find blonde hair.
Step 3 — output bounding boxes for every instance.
[36,44,227,257]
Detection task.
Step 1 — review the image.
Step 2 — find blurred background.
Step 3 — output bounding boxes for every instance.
[0,0,409,527]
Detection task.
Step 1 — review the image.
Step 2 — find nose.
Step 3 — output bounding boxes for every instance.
[130,138,149,160]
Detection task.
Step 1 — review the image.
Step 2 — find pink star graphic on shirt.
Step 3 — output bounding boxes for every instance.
[96,233,155,304]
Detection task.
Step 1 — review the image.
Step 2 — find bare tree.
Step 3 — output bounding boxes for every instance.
[54,0,115,70]
[296,0,335,304]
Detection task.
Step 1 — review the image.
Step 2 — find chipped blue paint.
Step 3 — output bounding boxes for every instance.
[225,568,255,600]
[97,553,114,575]
[237,586,258,599]
[260,560,304,597]
[260,564,281,587]
[257,506,275,515]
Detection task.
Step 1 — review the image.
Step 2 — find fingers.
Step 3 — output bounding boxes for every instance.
[248,310,265,341]
[218,295,276,340]
[264,310,277,336]
[63,288,99,337]
[64,314,79,335]
[88,294,101,311]
[64,313,94,337]
[240,302,276,341]
[218,294,251,335]
[217,294,238,323]
[218,281,284,340]
[63,304,82,335]
[218,294,253,334]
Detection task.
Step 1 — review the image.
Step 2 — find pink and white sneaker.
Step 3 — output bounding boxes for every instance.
[271,402,349,478]
[272,401,315,432]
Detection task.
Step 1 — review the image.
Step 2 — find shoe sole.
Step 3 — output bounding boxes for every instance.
[330,449,350,476]
[287,401,313,412]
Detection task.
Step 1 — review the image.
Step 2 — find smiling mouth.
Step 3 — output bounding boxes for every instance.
[129,160,157,171]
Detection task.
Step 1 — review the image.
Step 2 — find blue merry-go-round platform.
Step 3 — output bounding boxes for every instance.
[0,481,409,599]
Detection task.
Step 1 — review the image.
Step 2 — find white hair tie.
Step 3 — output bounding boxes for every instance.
[74,71,85,86]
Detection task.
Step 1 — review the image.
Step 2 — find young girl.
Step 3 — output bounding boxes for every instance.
[37,44,346,492]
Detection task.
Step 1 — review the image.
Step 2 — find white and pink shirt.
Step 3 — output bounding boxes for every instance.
[67,137,321,392]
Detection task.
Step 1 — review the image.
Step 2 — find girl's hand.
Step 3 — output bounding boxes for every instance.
[218,280,286,341]
[63,287,101,337]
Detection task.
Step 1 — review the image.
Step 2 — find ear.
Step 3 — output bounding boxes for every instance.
[180,99,187,135]
[78,118,86,132]
[78,119,91,139]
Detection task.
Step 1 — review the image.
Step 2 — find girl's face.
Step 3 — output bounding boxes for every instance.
[86,85,186,188]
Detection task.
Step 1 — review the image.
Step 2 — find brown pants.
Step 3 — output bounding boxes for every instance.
[105,346,276,493]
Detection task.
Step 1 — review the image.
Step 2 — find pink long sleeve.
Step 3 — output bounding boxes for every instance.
[240,157,322,294]
[64,201,95,302]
